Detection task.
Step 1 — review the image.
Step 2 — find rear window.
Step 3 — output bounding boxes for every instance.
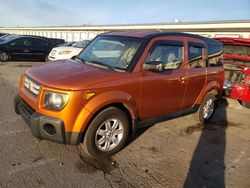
[32,38,48,46]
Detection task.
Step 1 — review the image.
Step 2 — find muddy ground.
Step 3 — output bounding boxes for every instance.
[0,61,249,188]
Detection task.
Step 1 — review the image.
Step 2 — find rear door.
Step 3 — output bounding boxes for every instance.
[9,38,32,60]
[32,38,48,60]
[181,40,207,109]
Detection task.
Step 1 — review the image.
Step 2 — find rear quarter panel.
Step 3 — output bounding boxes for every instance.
[195,67,224,104]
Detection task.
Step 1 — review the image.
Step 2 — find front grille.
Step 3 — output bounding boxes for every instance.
[24,76,40,96]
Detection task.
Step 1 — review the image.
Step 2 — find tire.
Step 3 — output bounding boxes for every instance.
[80,107,130,159]
[0,51,9,62]
[45,55,49,62]
[242,101,250,109]
[193,93,217,125]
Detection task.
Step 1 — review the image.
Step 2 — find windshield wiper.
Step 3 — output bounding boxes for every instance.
[86,60,115,71]
[72,56,85,64]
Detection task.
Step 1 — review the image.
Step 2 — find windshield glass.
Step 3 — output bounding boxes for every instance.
[223,45,250,57]
[72,40,90,48]
[78,36,142,71]
[0,35,16,42]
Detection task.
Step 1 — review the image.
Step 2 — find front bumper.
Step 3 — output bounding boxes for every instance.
[14,95,82,145]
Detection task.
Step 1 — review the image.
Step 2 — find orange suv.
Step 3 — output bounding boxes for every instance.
[14,32,224,158]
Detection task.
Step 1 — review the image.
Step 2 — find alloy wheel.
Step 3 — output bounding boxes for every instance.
[95,118,124,152]
[203,98,214,120]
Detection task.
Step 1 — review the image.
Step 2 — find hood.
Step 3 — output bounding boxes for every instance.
[52,46,83,52]
[25,60,121,90]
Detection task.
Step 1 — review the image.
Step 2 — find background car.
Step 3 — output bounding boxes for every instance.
[57,41,75,47]
[0,33,8,37]
[47,40,90,61]
[48,38,65,46]
[0,35,64,62]
[214,37,250,108]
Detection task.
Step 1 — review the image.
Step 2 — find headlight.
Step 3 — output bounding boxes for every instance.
[44,91,70,110]
[58,50,72,55]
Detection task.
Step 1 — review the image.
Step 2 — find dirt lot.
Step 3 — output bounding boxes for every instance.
[0,61,249,188]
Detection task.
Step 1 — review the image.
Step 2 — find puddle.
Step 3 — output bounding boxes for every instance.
[75,153,118,174]
[182,120,242,136]
[184,124,203,134]
[141,145,158,152]
[13,64,33,67]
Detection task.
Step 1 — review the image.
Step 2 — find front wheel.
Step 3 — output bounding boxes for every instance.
[193,93,217,125]
[80,107,130,159]
[0,51,9,62]
[242,101,250,109]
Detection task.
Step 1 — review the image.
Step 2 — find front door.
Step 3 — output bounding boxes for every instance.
[140,41,188,119]
[10,38,32,60]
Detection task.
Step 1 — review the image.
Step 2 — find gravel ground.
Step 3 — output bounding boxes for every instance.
[0,61,249,188]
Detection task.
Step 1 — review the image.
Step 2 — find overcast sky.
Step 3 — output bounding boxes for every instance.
[0,0,249,27]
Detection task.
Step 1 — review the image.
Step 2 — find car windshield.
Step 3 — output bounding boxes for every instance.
[0,35,16,42]
[78,36,142,71]
[72,40,90,48]
[223,45,250,57]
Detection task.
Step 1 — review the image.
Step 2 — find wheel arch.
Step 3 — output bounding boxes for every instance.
[79,102,135,143]
[195,81,222,104]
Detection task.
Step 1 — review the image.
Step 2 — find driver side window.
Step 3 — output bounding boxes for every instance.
[11,38,32,46]
[147,44,183,70]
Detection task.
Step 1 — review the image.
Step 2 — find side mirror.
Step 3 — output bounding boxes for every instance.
[143,61,164,72]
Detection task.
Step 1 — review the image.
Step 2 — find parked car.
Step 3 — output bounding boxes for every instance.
[48,38,65,46]
[215,37,250,108]
[0,33,7,37]
[57,41,75,47]
[0,35,62,62]
[47,40,90,61]
[14,31,224,159]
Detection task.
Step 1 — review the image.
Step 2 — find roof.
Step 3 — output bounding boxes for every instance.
[101,31,222,46]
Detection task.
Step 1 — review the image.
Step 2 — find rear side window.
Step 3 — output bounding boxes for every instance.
[188,45,203,68]
[147,44,183,70]
[32,39,48,46]
[207,44,223,67]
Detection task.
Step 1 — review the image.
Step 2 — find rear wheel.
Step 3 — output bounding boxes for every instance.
[193,93,217,125]
[81,107,130,159]
[0,51,9,62]
[242,101,250,109]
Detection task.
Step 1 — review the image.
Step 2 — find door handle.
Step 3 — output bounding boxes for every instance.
[179,76,187,83]
[23,49,29,53]
[179,76,187,81]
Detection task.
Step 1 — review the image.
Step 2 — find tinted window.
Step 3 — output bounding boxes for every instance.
[188,46,203,68]
[207,44,223,67]
[72,40,90,48]
[208,44,222,56]
[32,38,47,46]
[11,38,32,46]
[147,44,183,70]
